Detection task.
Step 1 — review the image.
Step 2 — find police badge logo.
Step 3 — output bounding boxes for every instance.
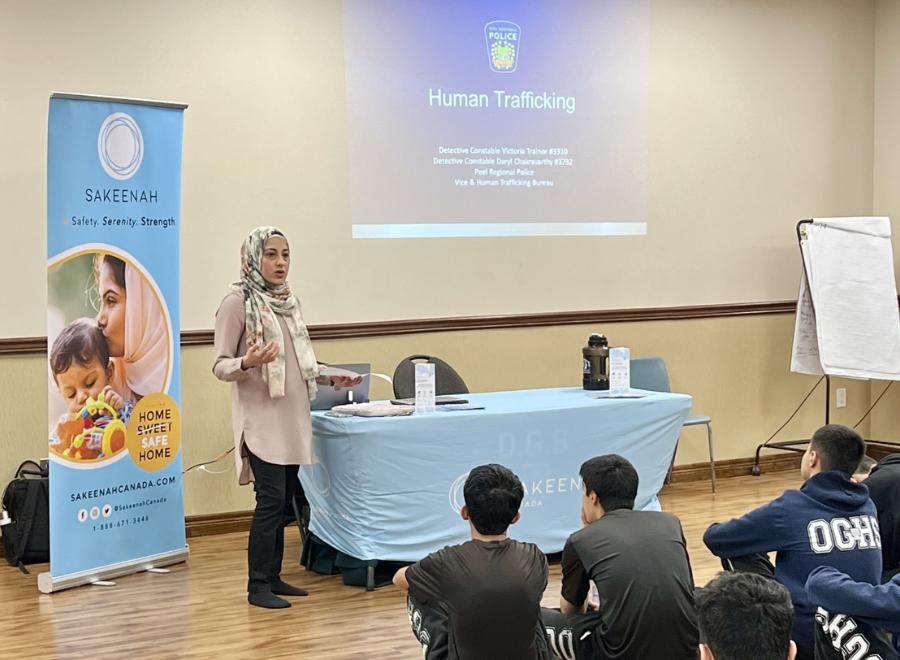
[484,20,521,73]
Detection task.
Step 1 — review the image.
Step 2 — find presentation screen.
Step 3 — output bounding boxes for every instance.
[343,0,649,239]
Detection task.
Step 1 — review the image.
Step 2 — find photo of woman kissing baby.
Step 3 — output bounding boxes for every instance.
[47,250,171,464]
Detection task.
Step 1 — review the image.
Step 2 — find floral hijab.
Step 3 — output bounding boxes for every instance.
[231,226,318,399]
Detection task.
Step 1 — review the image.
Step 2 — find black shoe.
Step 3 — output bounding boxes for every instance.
[270,579,309,597]
[248,590,291,609]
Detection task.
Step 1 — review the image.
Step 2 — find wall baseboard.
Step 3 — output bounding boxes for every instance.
[185,510,255,538]
[183,454,818,538]
[669,453,801,484]
[183,446,900,538]
[867,445,899,461]
[668,443,898,486]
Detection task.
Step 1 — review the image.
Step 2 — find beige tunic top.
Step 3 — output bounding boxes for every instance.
[213,292,317,485]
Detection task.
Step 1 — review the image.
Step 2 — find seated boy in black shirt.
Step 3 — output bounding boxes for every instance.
[393,463,551,660]
[862,453,900,581]
[542,454,698,660]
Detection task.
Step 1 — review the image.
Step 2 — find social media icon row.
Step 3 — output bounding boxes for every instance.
[77,504,113,522]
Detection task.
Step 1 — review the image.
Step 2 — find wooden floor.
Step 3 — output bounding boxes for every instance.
[0,471,800,659]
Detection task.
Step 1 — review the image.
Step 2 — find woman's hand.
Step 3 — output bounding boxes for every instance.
[330,373,364,389]
[317,365,365,389]
[242,341,279,369]
[102,386,125,413]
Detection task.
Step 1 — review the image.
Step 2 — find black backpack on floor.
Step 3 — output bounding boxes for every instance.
[1,460,50,572]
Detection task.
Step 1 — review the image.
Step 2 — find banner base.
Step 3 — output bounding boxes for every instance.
[38,546,189,594]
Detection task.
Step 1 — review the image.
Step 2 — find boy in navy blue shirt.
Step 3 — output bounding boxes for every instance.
[703,425,882,660]
[806,566,899,659]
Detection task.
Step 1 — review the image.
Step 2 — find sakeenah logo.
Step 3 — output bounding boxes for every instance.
[521,474,583,509]
[449,470,582,513]
[484,20,521,73]
[449,472,469,513]
[98,112,144,180]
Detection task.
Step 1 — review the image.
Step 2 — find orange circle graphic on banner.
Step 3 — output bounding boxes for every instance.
[126,393,181,472]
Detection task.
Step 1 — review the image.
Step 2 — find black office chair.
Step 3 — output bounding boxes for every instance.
[392,355,469,399]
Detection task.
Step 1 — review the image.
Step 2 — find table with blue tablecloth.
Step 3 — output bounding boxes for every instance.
[298,387,691,565]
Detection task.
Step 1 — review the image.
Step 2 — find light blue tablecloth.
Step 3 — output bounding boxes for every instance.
[299,387,691,562]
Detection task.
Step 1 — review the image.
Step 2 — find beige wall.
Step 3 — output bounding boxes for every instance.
[871,0,900,443]
[2,0,898,516]
[0,0,879,336]
[2,313,871,516]
[179,313,872,514]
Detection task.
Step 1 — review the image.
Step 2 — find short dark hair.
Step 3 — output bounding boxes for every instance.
[696,572,794,660]
[580,455,638,512]
[50,318,110,380]
[463,464,524,536]
[810,424,866,475]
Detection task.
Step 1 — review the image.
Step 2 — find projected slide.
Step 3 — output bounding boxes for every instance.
[343,1,649,238]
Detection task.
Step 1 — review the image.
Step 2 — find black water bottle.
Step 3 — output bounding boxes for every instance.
[582,333,610,390]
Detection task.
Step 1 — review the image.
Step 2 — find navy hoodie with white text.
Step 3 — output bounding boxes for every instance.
[703,471,882,653]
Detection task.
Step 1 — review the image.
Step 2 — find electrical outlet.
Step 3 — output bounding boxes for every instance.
[836,388,847,408]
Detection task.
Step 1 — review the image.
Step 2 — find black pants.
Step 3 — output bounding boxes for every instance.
[408,594,553,660]
[719,553,775,578]
[407,593,450,660]
[541,607,603,660]
[247,451,306,594]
